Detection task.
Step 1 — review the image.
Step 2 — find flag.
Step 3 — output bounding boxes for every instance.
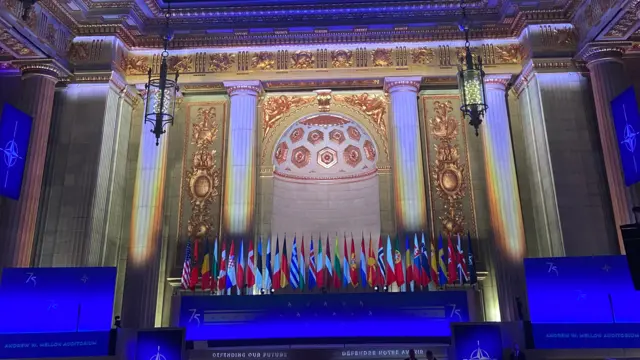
[419,233,430,287]
[247,240,256,290]
[265,237,272,290]
[394,235,405,288]
[326,235,334,288]
[377,236,387,285]
[349,236,358,287]
[226,241,237,290]
[457,234,469,284]
[237,240,245,293]
[212,238,219,291]
[359,236,367,288]
[333,235,342,289]
[317,237,324,288]
[437,234,448,286]
[412,234,422,289]
[181,240,192,290]
[217,241,227,291]
[300,236,306,290]
[342,235,351,287]
[385,236,396,286]
[405,235,413,292]
[256,238,263,293]
[189,239,199,291]
[309,237,317,290]
[291,236,300,289]
[201,238,212,290]
[430,238,439,287]
[273,237,281,290]
[447,234,458,284]
[367,235,377,287]
[280,238,290,289]
[467,232,478,285]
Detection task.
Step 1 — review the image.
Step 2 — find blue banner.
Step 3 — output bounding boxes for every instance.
[531,323,640,349]
[611,86,640,186]
[0,267,117,333]
[137,329,184,360]
[0,331,111,359]
[451,323,502,360]
[0,103,32,200]
[180,292,469,340]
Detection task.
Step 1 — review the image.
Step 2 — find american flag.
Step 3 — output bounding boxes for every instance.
[181,240,192,290]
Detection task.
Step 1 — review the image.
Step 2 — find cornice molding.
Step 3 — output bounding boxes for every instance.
[512,57,577,95]
[576,41,632,65]
[13,59,72,79]
[384,76,422,93]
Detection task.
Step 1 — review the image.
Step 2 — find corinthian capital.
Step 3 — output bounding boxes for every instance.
[577,42,632,66]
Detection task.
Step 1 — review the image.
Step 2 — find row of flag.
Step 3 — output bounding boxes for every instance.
[181,232,478,293]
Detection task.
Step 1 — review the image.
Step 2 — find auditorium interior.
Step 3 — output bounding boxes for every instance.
[1,0,640,358]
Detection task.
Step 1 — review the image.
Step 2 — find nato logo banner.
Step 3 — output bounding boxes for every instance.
[136,329,185,360]
[0,103,32,200]
[451,323,502,360]
[612,86,640,186]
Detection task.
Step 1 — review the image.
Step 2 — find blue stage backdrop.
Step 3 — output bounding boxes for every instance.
[612,86,640,186]
[451,323,502,360]
[137,329,184,360]
[0,103,32,200]
[180,291,469,341]
[0,267,117,333]
[524,255,640,348]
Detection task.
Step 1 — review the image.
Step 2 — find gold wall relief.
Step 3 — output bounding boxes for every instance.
[120,54,148,75]
[290,50,315,69]
[371,48,392,67]
[331,49,353,68]
[411,47,435,65]
[422,94,477,238]
[209,53,236,72]
[252,51,276,70]
[332,93,389,158]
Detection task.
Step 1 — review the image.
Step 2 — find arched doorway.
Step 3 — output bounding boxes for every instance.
[270,113,381,242]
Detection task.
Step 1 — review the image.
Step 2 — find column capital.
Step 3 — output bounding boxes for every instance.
[484,74,512,91]
[224,80,263,97]
[577,42,632,67]
[384,77,422,94]
[512,58,580,97]
[13,60,70,82]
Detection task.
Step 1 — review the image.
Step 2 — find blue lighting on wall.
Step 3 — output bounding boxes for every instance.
[451,324,502,360]
[612,87,640,186]
[0,103,32,200]
[137,329,184,360]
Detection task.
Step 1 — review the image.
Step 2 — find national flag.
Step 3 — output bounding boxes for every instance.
[467,232,478,285]
[201,238,212,290]
[212,238,219,291]
[317,237,324,288]
[385,236,396,286]
[280,238,290,289]
[300,236,306,290]
[412,234,422,289]
[342,235,351,287]
[308,237,317,290]
[456,234,469,284]
[430,238,439,287]
[256,238,263,293]
[189,239,199,291]
[377,236,387,285]
[290,236,300,289]
[437,234,448,286]
[359,236,367,288]
[181,239,192,290]
[419,233,430,287]
[265,237,272,290]
[237,240,245,293]
[367,235,377,287]
[447,234,458,284]
[394,235,405,288]
[326,235,333,288]
[405,235,413,292]
[333,235,342,289]
[217,241,227,291]
[273,237,281,290]
[226,241,237,290]
[349,237,358,287]
[247,240,256,290]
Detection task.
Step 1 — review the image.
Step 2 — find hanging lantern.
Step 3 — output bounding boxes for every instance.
[144,6,179,146]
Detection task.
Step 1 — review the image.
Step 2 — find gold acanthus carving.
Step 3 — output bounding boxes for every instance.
[209,53,235,72]
[252,51,276,70]
[185,107,221,238]
[411,47,435,64]
[331,49,353,68]
[262,95,315,138]
[371,48,392,67]
[429,100,466,236]
[290,50,315,69]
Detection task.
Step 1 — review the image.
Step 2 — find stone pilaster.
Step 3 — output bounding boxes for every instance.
[222,81,262,236]
[384,77,427,232]
[578,43,634,252]
[0,62,63,268]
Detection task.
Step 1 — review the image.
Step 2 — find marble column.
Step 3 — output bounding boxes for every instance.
[580,44,634,250]
[0,63,60,268]
[121,87,172,328]
[482,75,527,322]
[384,77,427,232]
[222,81,262,236]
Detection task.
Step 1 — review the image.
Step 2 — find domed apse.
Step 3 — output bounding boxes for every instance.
[271,114,381,243]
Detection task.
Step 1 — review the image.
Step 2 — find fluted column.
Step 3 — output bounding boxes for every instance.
[222,81,262,236]
[580,44,634,249]
[121,87,173,328]
[384,77,427,232]
[482,75,527,321]
[0,63,60,268]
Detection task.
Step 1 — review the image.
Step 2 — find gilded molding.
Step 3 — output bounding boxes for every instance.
[273,167,378,183]
[224,81,263,97]
[512,58,577,95]
[315,90,332,113]
[14,59,71,79]
[383,77,422,93]
[577,42,631,65]
[484,74,512,88]
[332,93,389,159]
